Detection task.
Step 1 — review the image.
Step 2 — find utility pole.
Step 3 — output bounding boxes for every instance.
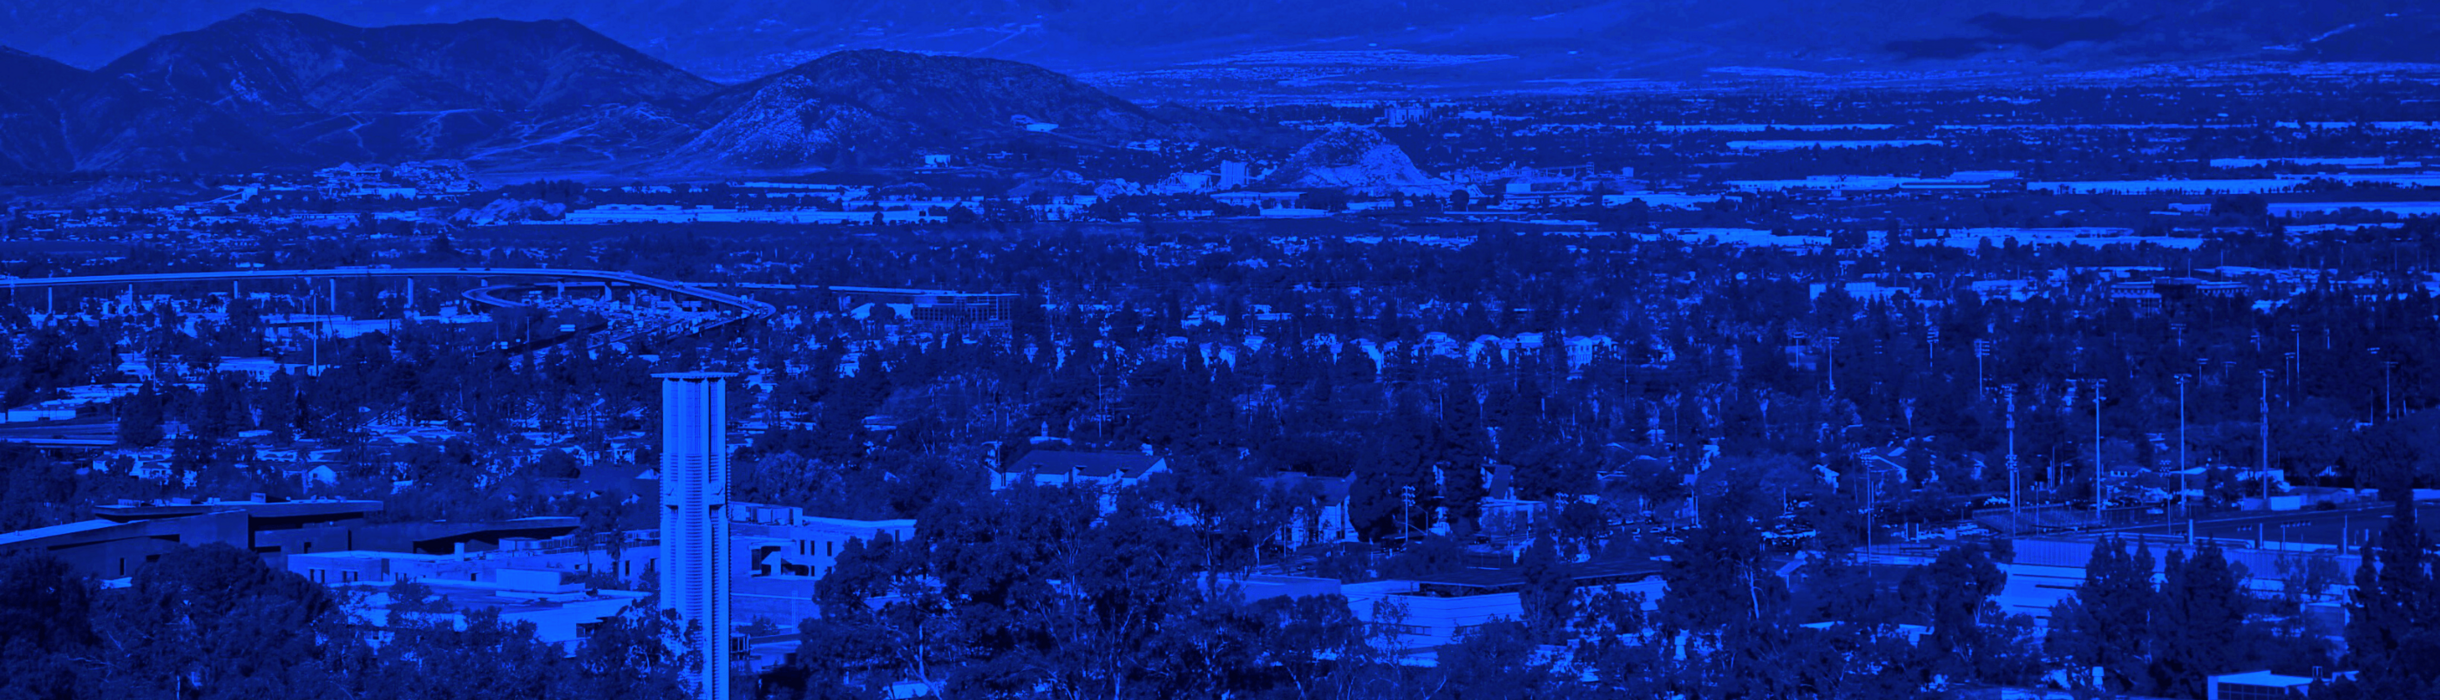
[1825,334,1840,395]
[1400,485,1417,544]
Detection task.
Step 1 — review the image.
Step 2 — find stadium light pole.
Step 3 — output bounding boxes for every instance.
[2292,323,2302,395]
[2370,346,2383,422]
[2385,360,2398,422]
[2284,351,2297,410]
[2175,374,2190,522]
[2092,378,2105,527]
[2005,384,2020,535]
[2260,369,2274,508]
[1974,339,1990,398]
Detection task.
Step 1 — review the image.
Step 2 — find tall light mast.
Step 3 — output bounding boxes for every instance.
[2260,369,2274,508]
[2005,384,2020,535]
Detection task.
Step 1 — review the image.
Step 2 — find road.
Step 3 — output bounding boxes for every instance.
[0,267,777,324]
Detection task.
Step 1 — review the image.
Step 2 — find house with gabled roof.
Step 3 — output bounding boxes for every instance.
[991,449,1171,513]
[991,449,1169,491]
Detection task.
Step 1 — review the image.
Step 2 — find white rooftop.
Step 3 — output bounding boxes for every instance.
[2211,670,2316,688]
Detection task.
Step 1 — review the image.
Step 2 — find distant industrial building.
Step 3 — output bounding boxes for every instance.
[657,372,737,700]
[2109,276,2249,314]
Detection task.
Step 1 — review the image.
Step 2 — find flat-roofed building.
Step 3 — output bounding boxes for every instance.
[730,502,915,625]
[0,496,381,578]
[1343,560,1668,649]
[2208,670,2351,699]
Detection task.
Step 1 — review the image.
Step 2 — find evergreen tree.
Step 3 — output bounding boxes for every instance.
[2150,541,2255,699]
[0,549,99,699]
[1518,531,1572,641]
[118,382,166,447]
[97,543,346,698]
[2339,500,2440,697]
[1906,543,2005,682]
[2045,538,2158,694]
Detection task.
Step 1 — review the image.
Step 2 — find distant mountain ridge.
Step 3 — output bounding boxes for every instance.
[0,11,1189,174]
[3,0,2436,88]
[11,4,2440,174]
[100,10,716,116]
[0,47,84,171]
[678,50,1161,169]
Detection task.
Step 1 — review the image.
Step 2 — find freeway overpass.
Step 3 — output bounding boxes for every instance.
[0,267,777,324]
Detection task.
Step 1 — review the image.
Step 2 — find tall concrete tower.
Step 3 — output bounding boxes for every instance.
[657,372,734,700]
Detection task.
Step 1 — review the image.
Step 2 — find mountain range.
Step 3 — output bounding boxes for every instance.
[9,4,2440,175]
[5,1,2437,87]
[0,10,1190,174]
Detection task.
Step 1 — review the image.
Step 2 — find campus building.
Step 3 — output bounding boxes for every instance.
[0,495,577,580]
